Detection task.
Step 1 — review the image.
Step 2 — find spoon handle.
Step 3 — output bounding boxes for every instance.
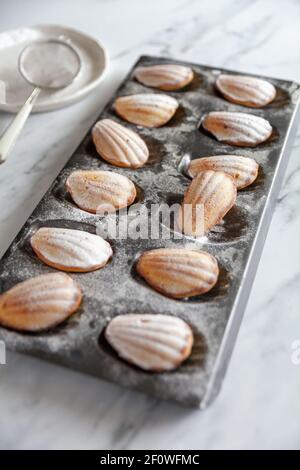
[0,87,40,164]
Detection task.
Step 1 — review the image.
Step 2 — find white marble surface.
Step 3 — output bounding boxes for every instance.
[0,0,300,450]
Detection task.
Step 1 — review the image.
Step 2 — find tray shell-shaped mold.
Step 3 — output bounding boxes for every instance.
[105,313,194,372]
[0,56,298,408]
[0,273,82,332]
[66,170,136,214]
[136,248,219,299]
[31,227,112,272]
[178,170,237,236]
[188,155,259,189]
[134,64,194,91]
[114,93,179,127]
[92,119,149,168]
[202,111,272,147]
[216,74,276,108]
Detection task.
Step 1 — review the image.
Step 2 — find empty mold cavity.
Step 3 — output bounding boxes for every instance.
[205,206,249,245]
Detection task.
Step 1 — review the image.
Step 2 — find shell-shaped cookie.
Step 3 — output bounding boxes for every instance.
[105,314,193,371]
[134,64,194,91]
[188,155,259,189]
[92,119,149,168]
[66,170,136,214]
[202,111,272,147]
[136,248,219,299]
[31,227,112,272]
[0,273,82,332]
[114,93,179,128]
[216,74,276,108]
[178,170,237,236]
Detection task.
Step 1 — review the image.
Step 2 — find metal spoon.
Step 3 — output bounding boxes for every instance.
[0,39,81,164]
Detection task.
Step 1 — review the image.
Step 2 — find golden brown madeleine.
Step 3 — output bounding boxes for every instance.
[66,170,136,214]
[105,314,193,372]
[114,93,179,128]
[92,119,149,168]
[202,111,272,147]
[134,64,194,91]
[216,74,276,108]
[188,155,259,189]
[136,248,219,299]
[31,227,112,272]
[0,273,82,332]
[178,170,237,236]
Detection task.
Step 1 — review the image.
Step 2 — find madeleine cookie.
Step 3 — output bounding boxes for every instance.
[202,111,272,147]
[105,314,193,372]
[31,227,112,272]
[136,248,219,299]
[178,170,237,236]
[114,93,178,127]
[188,155,258,189]
[216,74,276,108]
[0,273,82,332]
[92,119,149,168]
[66,170,136,214]
[134,64,193,91]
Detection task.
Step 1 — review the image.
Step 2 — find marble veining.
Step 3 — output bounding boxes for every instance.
[0,0,300,450]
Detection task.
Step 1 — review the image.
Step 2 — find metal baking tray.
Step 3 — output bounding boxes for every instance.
[0,55,299,408]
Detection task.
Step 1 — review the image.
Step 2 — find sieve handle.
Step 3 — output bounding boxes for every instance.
[0,87,40,164]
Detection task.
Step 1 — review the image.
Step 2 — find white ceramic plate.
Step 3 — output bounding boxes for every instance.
[0,24,108,113]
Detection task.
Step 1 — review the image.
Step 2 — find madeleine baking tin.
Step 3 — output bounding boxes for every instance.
[0,56,299,407]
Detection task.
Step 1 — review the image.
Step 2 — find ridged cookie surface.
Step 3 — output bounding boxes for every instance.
[216,74,276,108]
[105,314,193,371]
[66,170,136,214]
[114,93,178,127]
[134,64,193,91]
[178,170,237,236]
[31,227,112,272]
[92,119,149,168]
[0,273,82,332]
[202,111,272,147]
[137,248,219,298]
[188,155,258,189]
